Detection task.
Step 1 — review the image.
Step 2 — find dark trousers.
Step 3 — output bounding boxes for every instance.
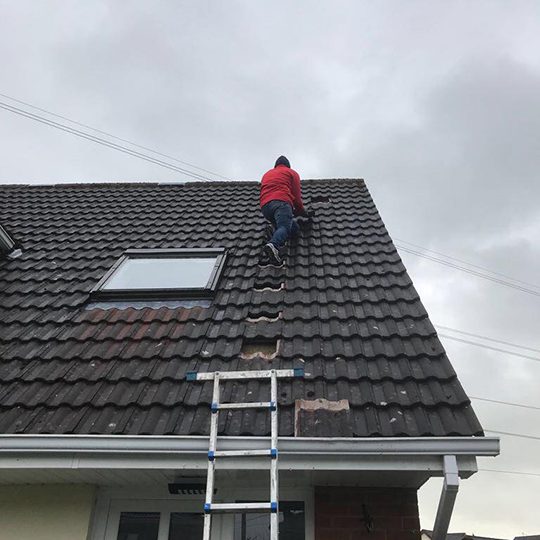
[261,200,299,249]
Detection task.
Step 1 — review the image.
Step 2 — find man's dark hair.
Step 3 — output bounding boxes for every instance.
[275,155,291,168]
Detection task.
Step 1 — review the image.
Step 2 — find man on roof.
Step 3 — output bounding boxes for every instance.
[260,155,309,266]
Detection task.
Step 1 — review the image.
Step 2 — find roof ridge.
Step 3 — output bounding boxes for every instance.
[0,178,365,189]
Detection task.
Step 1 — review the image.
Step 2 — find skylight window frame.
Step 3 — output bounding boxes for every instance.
[0,224,16,255]
[91,248,227,300]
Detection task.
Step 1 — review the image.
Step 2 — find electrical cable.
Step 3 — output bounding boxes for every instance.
[0,101,216,182]
[395,244,540,298]
[469,396,540,411]
[478,468,540,477]
[395,237,540,292]
[484,429,540,441]
[0,92,232,181]
[437,333,540,363]
[435,325,540,354]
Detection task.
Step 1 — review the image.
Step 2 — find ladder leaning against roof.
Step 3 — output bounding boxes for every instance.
[185,368,304,540]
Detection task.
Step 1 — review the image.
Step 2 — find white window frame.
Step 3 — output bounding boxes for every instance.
[90,486,314,540]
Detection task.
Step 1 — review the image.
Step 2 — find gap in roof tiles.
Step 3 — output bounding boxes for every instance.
[252,282,284,292]
[258,261,286,269]
[245,311,282,323]
[85,299,211,310]
[294,398,351,437]
[310,195,331,206]
[240,338,280,360]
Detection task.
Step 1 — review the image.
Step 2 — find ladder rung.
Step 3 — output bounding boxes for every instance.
[205,502,277,514]
[212,449,277,459]
[186,368,304,381]
[215,401,275,411]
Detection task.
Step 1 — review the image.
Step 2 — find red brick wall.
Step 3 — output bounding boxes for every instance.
[314,486,421,540]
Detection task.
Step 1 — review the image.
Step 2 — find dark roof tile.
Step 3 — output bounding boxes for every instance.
[0,179,483,437]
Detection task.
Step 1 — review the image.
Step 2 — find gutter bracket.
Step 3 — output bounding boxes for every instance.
[432,455,460,540]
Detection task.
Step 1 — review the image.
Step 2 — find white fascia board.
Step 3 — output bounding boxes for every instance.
[0,435,499,474]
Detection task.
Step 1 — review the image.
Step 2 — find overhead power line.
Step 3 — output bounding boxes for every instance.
[470,396,540,411]
[395,244,540,298]
[0,92,232,181]
[438,333,540,363]
[435,325,540,355]
[0,93,231,181]
[485,429,540,441]
[395,238,540,292]
[479,468,540,478]
[0,100,223,182]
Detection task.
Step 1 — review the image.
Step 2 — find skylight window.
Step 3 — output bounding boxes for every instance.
[92,248,226,299]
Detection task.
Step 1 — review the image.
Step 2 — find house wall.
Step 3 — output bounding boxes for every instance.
[0,484,96,540]
[315,486,421,540]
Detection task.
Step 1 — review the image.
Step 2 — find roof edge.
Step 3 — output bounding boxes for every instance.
[0,435,497,480]
[0,178,365,189]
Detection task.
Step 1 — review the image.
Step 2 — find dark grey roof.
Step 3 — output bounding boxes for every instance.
[0,179,483,437]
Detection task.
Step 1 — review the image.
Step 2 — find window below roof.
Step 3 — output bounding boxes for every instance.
[92,248,226,300]
[92,488,313,540]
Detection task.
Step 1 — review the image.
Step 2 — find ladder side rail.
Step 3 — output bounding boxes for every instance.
[270,370,279,540]
[203,372,221,540]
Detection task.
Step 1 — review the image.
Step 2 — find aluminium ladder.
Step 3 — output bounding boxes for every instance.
[185,368,304,540]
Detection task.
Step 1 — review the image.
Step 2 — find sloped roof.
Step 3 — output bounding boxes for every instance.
[0,179,483,437]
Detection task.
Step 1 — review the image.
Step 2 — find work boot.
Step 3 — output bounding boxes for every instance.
[262,243,282,266]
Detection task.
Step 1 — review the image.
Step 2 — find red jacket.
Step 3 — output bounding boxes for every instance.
[260,164,305,213]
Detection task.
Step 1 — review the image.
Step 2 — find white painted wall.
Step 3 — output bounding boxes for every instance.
[0,484,96,540]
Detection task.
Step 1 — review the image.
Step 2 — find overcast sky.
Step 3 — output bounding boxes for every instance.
[1,1,539,536]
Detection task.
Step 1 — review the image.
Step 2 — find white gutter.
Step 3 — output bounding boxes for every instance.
[0,434,499,457]
[0,435,498,474]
